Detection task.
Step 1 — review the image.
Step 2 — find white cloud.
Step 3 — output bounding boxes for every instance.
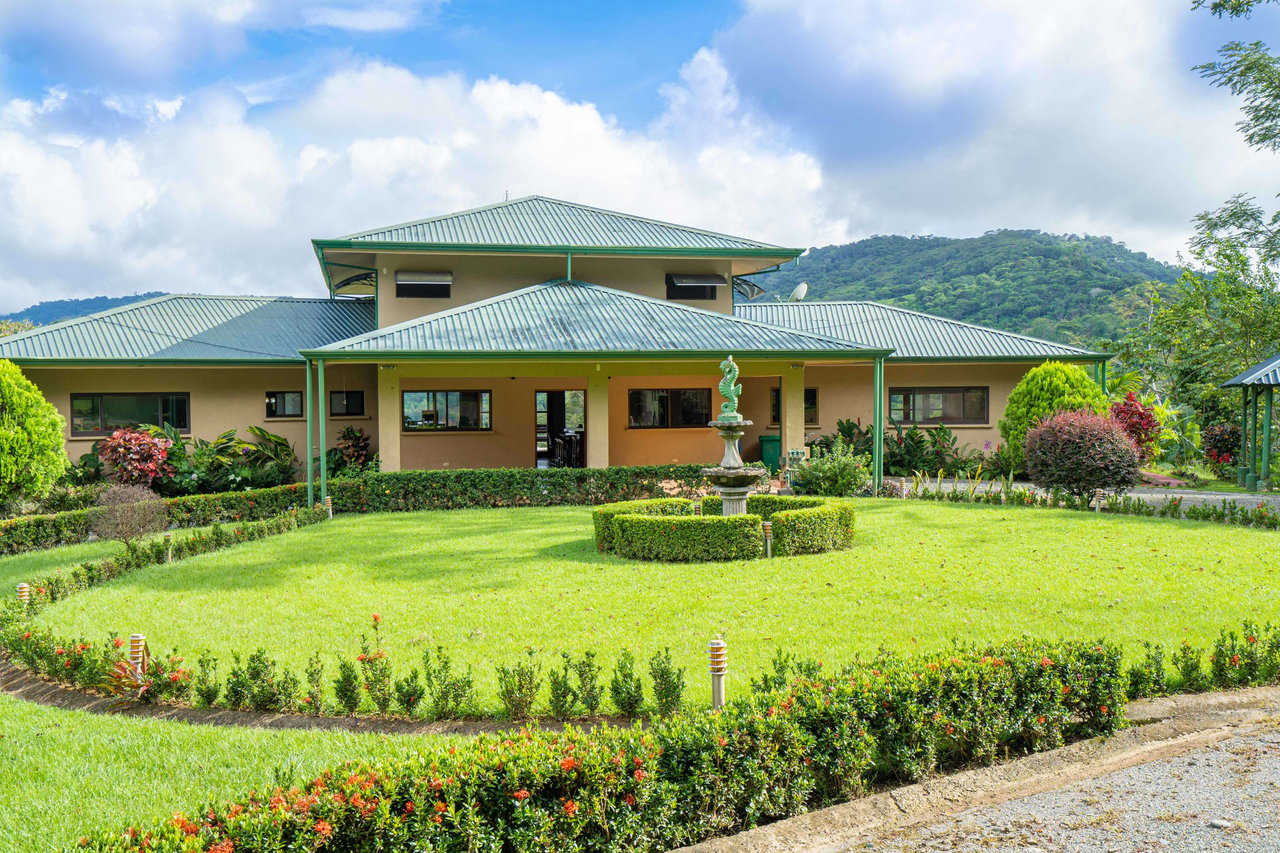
[0,60,843,308]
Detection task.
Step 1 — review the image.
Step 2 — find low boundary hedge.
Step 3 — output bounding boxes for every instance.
[595,494,856,561]
[1,465,710,557]
[73,637,1125,853]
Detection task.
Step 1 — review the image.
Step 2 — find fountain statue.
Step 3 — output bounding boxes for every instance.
[701,355,768,515]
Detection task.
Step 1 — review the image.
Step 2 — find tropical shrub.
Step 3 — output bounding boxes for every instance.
[999,361,1109,469]
[609,649,645,716]
[1202,421,1242,475]
[90,484,167,546]
[496,650,543,721]
[98,428,173,487]
[421,646,477,720]
[328,425,373,478]
[648,647,686,717]
[1023,410,1140,497]
[883,419,930,477]
[0,359,66,509]
[146,424,297,495]
[1109,392,1162,463]
[790,439,871,496]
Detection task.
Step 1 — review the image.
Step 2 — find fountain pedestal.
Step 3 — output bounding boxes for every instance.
[701,418,767,516]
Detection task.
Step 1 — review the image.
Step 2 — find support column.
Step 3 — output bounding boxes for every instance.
[586,368,609,468]
[1239,388,1250,487]
[873,356,884,493]
[377,365,402,472]
[1099,360,1108,394]
[779,363,806,468]
[317,358,328,503]
[1262,387,1274,491]
[305,359,314,506]
[1247,386,1259,492]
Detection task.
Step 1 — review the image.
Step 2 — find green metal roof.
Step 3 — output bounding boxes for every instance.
[1222,354,1280,388]
[0,295,374,364]
[305,280,889,361]
[735,301,1106,362]
[325,196,797,253]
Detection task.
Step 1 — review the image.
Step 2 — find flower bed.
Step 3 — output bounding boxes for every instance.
[73,637,1126,853]
[594,495,856,561]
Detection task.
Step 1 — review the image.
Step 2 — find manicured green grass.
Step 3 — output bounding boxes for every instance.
[25,501,1280,709]
[0,539,121,591]
[0,695,437,853]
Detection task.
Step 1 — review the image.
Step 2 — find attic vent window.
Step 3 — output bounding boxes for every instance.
[395,271,453,298]
[666,274,726,301]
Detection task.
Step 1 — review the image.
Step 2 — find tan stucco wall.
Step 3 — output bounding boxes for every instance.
[371,252,736,328]
[605,374,723,466]
[23,364,378,465]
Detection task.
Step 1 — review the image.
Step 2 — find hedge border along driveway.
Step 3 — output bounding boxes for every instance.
[0,464,711,557]
[594,495,855,561]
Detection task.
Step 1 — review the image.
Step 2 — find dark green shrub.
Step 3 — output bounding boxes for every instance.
[999,360,1109,469]
[333,659,362,714]
[610,649,644,716]
[0,359,67,507]
[358,630,393,715]
[573,650,603,714]
[1023,410,1140,497]
[496,650,543,721]
[790,440,871,496]
[421,646,476,720]
[1173,641,1210,692]
[193,652,220,707]
[1127,642,1166,699]
[224,653,251,710]
[549,653,579,719]
[611,514,763,562]
[244,648,290,712]
[649,647,686,717]
[303,652,325,715]
[394,669,423,715]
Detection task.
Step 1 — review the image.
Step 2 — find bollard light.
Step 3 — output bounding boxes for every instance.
[761,521,773,559]
[16,582,30,607]
[129,634,146,673]
[324,495,334,519]
[899,477,907,499]
[709,638,728,710]
[164,531,172,563]
[693,503,702,516]
[1095,488,1104,514]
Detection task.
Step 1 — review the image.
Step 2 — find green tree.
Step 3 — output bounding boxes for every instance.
[0,359,67,505]
[998,361,1109,470]
[0,319,33,337]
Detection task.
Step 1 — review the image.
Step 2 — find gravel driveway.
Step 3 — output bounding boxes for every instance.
[871,724,1280,853]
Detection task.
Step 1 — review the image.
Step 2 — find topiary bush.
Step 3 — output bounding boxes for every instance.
[772,500,857,556]
[1023,410,1140,497]
[999,361,1109,471]
[0,358,67,508]
[612,514,764,562]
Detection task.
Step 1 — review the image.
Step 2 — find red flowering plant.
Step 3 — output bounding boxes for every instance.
[98,428,174,487]
[1108,393,1162,464]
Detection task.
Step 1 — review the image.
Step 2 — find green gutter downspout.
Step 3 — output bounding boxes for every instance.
[566,251,572,281]
[1239,388,1249,487]
[1099,360,1107,394]
[1247,387,1259,492]
[318,358,328,504]
[306,359,314,506]
[873,355,884,492]
[1263,387,1274,491]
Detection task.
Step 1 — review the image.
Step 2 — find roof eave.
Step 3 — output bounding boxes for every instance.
[312,239,803,259]
[299,347,895,362]
[886,353,1110,363]
[7,357,306,367]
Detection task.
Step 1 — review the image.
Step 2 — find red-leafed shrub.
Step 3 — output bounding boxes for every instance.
[97,428,172,487]
[1024,411,1140,497]
[1202,422,1241,469]
[1108,393,1162,463]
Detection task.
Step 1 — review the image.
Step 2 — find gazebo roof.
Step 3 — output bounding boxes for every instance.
[1221,354,1280,388]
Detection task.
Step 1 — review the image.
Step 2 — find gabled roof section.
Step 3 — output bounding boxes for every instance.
[306,280,888,360]
[1222,353,1280,387]
[0,295,375,364]
[327,196,795,253]
[735,301,1105,361]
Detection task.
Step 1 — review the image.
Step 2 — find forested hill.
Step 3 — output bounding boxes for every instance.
[755,231,1182,345]
[1,292,168,325]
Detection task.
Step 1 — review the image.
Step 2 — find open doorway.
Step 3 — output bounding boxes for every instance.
[536,390,586,468]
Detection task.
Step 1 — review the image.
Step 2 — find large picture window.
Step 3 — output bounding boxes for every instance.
[889,387,989,425]
[330,390,365,417]
[265,391,303,419]
[70,392,190,436]
[769,387,820,426]
[402,390,491,431]
[627,388,711,428]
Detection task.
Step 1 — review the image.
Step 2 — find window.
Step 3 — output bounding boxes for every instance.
[769,387,820,426]
[70,393,190,436]
[329,390,365,417]
[889,387,989,425]
[265,391,302,419]
[665,274,725,301]
[402,391,491,431]
[395,271,452,299]
[628,388,711,428]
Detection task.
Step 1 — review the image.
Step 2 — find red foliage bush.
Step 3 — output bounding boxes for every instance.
[1024,411,1140,497]
[1108,393,1161,463]
[97,428,173,487]
[1202,422,1241,468]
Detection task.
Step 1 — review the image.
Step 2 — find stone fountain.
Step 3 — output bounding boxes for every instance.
[702,355,768,516]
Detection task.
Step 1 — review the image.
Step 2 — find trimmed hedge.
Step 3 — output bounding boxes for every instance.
[772,500,857,556]
[613,513,764,562]
[74,637,1125,853]
[591,497,693,552]
[0,508,92,555]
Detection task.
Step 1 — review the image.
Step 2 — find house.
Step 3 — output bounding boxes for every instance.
[0,196,1108,500]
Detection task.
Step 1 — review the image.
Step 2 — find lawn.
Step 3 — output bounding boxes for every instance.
[0,695,438,853]
[0,538,122,591]
[25,500,1280,710]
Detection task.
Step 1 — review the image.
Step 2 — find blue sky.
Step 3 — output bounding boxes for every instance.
[1,0,1279,309]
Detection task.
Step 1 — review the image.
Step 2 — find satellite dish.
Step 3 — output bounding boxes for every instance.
[787,281,809,302]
